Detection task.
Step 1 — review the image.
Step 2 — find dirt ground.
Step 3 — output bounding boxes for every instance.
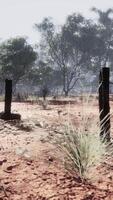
[0,99,113,199]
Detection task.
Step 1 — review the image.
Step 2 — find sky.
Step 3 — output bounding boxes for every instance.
[0,0,113,45]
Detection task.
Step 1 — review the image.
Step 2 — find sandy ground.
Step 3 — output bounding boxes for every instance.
[0,100,113,199]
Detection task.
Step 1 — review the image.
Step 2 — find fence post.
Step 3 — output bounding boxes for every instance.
[0,79,21,120]
[99,71,103,115]
[4,79,12,115]
[99,67,110,141]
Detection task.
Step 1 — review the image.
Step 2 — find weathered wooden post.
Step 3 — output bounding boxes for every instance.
[99,67,110,141]
[4,79,12,115]
[0,79,21,120]
[99,71,103,116]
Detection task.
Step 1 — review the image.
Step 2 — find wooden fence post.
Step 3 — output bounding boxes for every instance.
[4,79,12,115]
[99,71,103,116]
[0,79,21,120]
[99,67,110,141]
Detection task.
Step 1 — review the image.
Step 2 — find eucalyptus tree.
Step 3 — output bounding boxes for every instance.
[0,37,37,89]
[92,8,113,68]
[27,60,53,88]
[35,15,89,96]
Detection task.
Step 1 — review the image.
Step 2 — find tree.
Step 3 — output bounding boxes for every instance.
[91,8,113,67]
[92,8,113,26]
[0,37,37,89]
[35,10,113,95]
[27,60,53,87]
[36,15,87,96]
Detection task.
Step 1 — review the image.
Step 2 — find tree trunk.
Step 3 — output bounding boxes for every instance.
[64,90,69,97]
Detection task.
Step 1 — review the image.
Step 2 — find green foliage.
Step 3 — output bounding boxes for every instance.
[35,17,54,36]
[36,15,87,96]
[27,60,53,86]
[92,7,113,26]
[0,37,37,86]
[91,8,113,67]
[35,8,113,95]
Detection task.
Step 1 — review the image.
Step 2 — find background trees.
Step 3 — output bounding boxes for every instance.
[0,37,37,89]
[91,8,113,68]
[35,14,99,95]
[36,15,87,96]
[27,60,53,88]
[34,8,113,95]
[0,8,113,96]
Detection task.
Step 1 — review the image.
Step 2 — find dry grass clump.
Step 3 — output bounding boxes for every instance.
[58,123,107,179]
[56,94,111,180]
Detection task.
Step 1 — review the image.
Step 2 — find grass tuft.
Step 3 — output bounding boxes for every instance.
[55,94,110,180]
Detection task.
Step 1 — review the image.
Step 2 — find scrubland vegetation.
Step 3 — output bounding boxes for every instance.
[0,6,113,200]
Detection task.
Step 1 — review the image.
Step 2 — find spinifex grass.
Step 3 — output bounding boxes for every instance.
[56,94,110,180]
[58,123,107,179]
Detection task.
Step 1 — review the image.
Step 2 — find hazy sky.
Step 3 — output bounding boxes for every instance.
[0,0,113,44]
